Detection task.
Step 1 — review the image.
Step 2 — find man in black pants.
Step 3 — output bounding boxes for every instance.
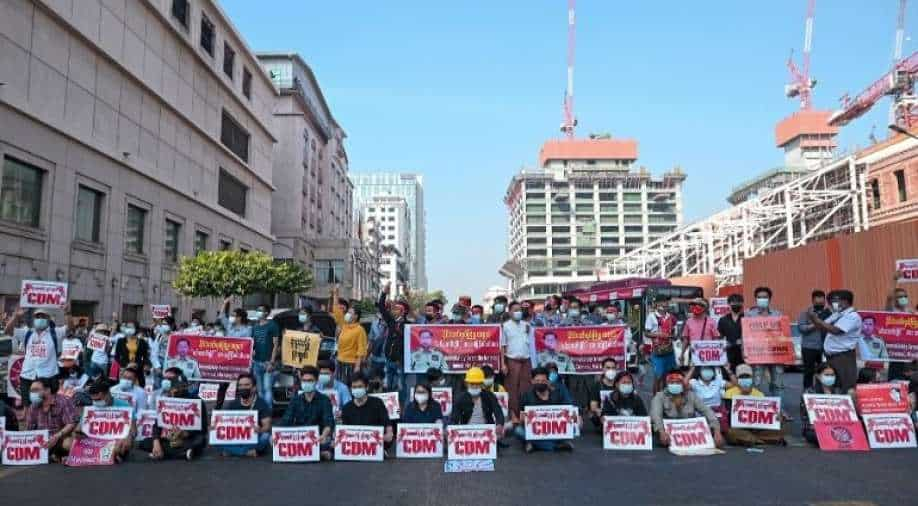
[798,290,831,389]
[717,294,745,372]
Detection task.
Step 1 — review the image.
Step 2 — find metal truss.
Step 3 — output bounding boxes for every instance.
[607,156,869,288]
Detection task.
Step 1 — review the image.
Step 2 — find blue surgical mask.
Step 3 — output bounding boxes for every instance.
[738,378,753,389]
[569,309,580,318]
[700,369,715,381]
[618,383,634,395]
[318,374,332,386]
[549,371,559,383]
[122,327,135,337]
[666,383,684,395]
[512,311,523,321]
[469,315,481,324]
[254,311,265,321]
[156,324,170,335]
[33,318,49,330]
[494,303,505,313]
[300,381,316,394]
[452,313,463,321]
[820,374,836,387]
[298,314,308,324]
[119,379,132,390]
[160,379,172,392]
[92,400,108,408]
[351,387,367,399]
[898,296,910,308]
[29,392,44,405]
[756,298,770,309]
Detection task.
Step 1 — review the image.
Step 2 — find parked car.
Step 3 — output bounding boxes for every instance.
[268,309,337,416]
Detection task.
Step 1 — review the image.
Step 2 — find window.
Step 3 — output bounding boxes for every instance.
[218,169,247,216]
[871,179,881,209]
[895,169,907,202]
[223,43,235,79]
[242,68,252,99]
[194,230,208,255]
[1,157,43,227]
[315,260,344,284]
[125,205,146,254]
[200,14,215,56]
[221,111,250,162]
[164,220,181,263]
[220,239,232,251]
[75,186,102,242]
[171,0,189,28]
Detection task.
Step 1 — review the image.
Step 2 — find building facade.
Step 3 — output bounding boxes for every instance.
[858,131,918,227]
[361,195,411,291]
[351,172,427,291]
[502,138,685,300]
[0,0,277,323]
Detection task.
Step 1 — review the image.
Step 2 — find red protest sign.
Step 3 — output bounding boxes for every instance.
[742,316,795,365]
[855,383,909,414]
[897,258,918,283]
[2,430,49,465]
[166,334,253,382]
[370,392,401,420]
[395,423,444,459]
[533,326,626,374]
[432,387,453,417]
[863,413,917,449]
[663,417,717,456]
[6,354,24,400]
[857,311,918,362]
[151,305,172,319]
[137,410,157,441]
[19,280,67,308]
[523,405,577,440]
[729,396,782,430]
[447,424,497,460]
[814,421,869,452]
[603,416,652,451]
[156,398,203,431]
[710,297,730,317]
[80,407,133,440]
[272,426,321,463]
[64,437,117,466]
[404,325,501,374]
[209,410,258,445]
[803,394,858,423]
[691,340,727,366]
[334,425,384,462]
[494,392,509,419]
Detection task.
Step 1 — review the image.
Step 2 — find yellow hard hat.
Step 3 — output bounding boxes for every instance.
[465,367,485,384]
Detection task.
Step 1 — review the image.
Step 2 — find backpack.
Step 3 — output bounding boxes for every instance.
[24,325,59,357]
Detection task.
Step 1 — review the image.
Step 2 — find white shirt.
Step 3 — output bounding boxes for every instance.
[20,326,67,380]
[501,320,532,359]
[112,384,148,418]
[823,308,862,354]
[690,377,726,407]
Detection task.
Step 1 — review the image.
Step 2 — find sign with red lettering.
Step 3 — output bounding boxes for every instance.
[691,340,727,366]
[86,332,108,353]
[494,392,509,419]
[663,417,718,456]
[80,407,133,440]
[5,354,23,400]
[523,405,576,440]
[813,421,870,452]
[710,297,730,317]
[272,426,320,463]
[533,326,626,374]
[856,383,909,414]
[151,305,172,319]
[603,416,652,451]
[334,425,384,462]
[432,387,453,417]
[60,341,81,361]
[403,325,501,374]
[742,316,795,365]
[19,280,68,309]
[863,413,917,449]
[156,398,202,431]
[897,258,918,283]
[137,410,157,441]
[803,394,858,423]
[324,389,342,420]
[167,334,254,382]
[370,392,401,420]
[447,424,497,460]
[64,437,116,466]
[198,383,220,402]
[856,311,918,362]
[2,430,49,465]
[209,410,258,445]
[395,423,444,459]
[730,396,781,430]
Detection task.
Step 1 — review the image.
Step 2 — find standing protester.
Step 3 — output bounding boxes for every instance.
[448,303,470,324]
[88,323,114,380]
[681,298,719,365]
[799,363,845,446]
[486,295,509,324]
[887,272,916,381]
[377,283,411,402]
[798,291,832,389]
[532,295,562,327]
[469,305,485,324]
[745,287,785,403]
[250,304,281,408]
[6,307,68,405]
[220,299,254,338]
[500,301,532,424]
[332,286,369,381]
[807,290,862,393]
[113,320,152,387]
[26,378,78,462]
[718,294,745,371]
[221,372,272,457]
[149,318,175,388]
[645,296,678,389]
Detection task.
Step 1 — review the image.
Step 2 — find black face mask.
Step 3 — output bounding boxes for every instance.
[237,388,253,399]
[813,304,825,312]
[534,383,549,394]
[730,304,743,312]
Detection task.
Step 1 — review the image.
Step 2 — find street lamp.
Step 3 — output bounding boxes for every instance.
[889,124,918,141]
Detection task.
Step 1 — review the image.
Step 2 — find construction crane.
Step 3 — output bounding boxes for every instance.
[560,0,577,138]
[829,0,918,129]
[785,0,818,109]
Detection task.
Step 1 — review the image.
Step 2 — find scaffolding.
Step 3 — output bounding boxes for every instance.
[607,155,869,288]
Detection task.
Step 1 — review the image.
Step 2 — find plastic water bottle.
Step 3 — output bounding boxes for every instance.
[746,447,764,454]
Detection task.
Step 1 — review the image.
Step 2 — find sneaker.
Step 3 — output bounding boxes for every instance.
[524,443,534,454]
[320,450,333,461]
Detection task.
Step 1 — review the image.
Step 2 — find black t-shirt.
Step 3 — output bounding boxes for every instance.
[225,396,272,422]
[717,313,743,345]
[341,396,390,427]
[589,379,617,405]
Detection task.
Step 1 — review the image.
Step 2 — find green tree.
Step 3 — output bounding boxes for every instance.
[173,251,312,298]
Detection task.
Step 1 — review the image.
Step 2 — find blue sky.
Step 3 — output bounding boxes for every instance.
[221,0,906,301]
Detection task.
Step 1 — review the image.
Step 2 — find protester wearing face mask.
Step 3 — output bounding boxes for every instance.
[590,358,620,428]
[317,360,352,417]
[113,366,148,419]
[807,289,861,393]
[330,287,369,382]
[6,307,70,406]
[26,378,78,462]
[113,321,151,387]
[83,380,134,461]
[469,305,485,324]
[533,295,563,328]
[544,362,575,404]
[377,282,412,402]
[279,366,333,460]
[148,367,182,410]
[645,296,678,389]
[651,369,724,448]
[149,318,175,385]
[797,290,832,389]
[141,377,208,461]
[480,365,506,393]
[682,298,719,365]
[446,303,469,324]
[487,296,510,324]
[886,277,916,381]
[220,300,254,339]
[561,300,586,327]
[717,294,745,371]
[687,365,734,434]
[721,364,787,446]
[501,301,532,424]
[745,287,787,408]
[799,363,844,447]
[221,373,272,458]
[601,371,648,418]
[340,372,394,454]
[248,304,280,408]
[57,360,88,398]
[402,383,444,424]
[452,367,505,432]
[517,367,572,453]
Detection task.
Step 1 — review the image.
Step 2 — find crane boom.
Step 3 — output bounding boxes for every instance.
[561,0,577,138]
[785,0,817,110]
[895,0,907,62]
[829,50,918,126]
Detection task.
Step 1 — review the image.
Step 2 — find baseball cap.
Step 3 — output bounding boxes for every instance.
[736,364,753,377]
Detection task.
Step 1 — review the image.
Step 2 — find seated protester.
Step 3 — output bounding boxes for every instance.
[221,373,272,458]
[589,358,620,429]
[58,360,88,398]
[800,363,846,446]
[280,366,334,460]
[317,359,352,408]
[402,383,444,424]
[112,366,148,419]
[601,371,648,418]
[340,372,394,454]
[26,378,79,462]
[687,365,734,433]
[140,376,208,461]
[481,365,506,393]
[427,367,449,389]
[82,380,134,462]
[544,362,575,405]
[367,375,385,394]
[516,367,573,453]
[147,367,182,411]
[650,369,725,448]
[451,367,505,425]
[722,364,786,446]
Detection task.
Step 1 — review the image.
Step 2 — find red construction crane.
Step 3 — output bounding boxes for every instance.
[560,0,577,138]
[785,0,818,110]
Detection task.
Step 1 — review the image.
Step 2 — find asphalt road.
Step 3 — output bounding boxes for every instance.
[2,373,916,506]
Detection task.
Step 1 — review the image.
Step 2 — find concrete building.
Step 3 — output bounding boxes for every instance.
[256,52,360,304]
[350,208,382,301]
[481,285,510,310]
[362,195,411,291]
[352,172,427,291]
[501,137,685,301]
[857,130,918,227]
[0,0,277,323]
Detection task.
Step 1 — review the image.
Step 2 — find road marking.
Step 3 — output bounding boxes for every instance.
[808,502,877,506]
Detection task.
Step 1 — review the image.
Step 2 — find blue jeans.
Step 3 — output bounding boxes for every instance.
[650,352,676,380]
[385,360,407,404]
[222,432,271,456]
[513,425,564,452]
[252,361,276,407]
